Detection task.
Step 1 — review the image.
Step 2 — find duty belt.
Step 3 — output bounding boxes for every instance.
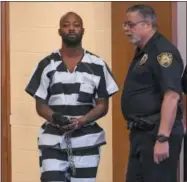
[127,120,155,130]
[127,114,160,131]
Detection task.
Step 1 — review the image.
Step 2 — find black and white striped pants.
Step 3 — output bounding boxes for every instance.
[39,147,100,182]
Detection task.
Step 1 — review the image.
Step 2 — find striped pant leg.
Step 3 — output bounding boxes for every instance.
[70,147,101,182]
[39,148,70,182]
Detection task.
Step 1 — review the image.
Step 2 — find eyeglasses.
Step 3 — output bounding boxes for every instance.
[123,20,146,29]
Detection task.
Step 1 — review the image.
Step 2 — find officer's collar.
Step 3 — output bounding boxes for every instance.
[136,31,160,54]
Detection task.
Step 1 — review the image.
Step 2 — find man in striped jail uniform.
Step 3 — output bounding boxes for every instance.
[25,12,119,182]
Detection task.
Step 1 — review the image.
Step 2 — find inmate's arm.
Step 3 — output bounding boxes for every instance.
[35,99,54,123]
[80,98,109,124]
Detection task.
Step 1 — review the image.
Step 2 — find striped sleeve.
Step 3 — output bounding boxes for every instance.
[25,59,51,101]
[95,63,119,99]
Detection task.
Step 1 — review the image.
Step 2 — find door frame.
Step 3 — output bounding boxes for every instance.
[1,2,11,182]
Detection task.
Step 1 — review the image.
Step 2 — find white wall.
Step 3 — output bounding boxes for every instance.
[177,2,186,182]
[177,2,186,65]
[0,2,1,182]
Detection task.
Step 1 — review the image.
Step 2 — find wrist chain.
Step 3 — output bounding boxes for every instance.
[64,131,76,176]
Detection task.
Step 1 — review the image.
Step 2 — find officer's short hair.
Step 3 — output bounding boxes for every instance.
[126,4,157,29]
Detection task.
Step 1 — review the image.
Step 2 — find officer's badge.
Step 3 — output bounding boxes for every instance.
[139,54,148,65]
[157,52,173,67]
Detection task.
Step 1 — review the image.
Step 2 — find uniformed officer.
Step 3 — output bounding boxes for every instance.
[121,4,185,182]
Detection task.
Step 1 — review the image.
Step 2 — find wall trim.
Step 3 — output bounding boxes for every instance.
[1,2,11,182]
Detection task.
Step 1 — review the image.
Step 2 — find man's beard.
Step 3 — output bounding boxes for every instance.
[130,35,141,44]
[61,33,83,47]
[125,33,141,44]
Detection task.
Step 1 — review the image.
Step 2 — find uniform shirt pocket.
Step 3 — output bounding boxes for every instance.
[133,64,153,84]
[77,83,95,103]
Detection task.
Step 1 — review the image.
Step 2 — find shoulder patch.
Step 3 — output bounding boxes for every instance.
[157,52,173,67]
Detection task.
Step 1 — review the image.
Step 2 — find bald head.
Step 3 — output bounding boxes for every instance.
[59,12,83,27]
[58,11,84,47]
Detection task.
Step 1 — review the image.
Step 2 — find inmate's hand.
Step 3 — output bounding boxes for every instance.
[62,118,85,131]
[49,113,71,129]
[154,141,169,164]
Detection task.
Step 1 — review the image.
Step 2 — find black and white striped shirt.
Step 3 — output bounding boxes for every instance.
[25,50,119,150]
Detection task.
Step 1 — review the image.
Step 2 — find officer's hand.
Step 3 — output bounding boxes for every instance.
[154,141,169,164]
